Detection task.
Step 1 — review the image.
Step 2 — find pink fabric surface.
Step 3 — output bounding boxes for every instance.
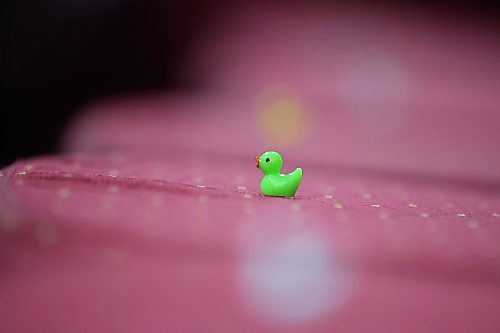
[2,148,500,333]
[2,4,500,333]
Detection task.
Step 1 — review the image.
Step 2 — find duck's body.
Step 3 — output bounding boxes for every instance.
[261,168,302,197]
[256,151,303,198]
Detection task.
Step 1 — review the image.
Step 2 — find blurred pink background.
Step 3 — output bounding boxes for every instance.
[1,2,500,333]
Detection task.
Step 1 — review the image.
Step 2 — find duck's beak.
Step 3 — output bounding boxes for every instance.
[255,156,260,168]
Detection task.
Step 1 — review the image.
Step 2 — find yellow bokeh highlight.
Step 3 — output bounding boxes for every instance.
[258,94,310,147]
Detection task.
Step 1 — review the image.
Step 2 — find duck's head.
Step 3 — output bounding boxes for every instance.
[255,151,283,174]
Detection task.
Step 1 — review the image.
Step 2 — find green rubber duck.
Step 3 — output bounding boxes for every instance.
[255,151,303,197]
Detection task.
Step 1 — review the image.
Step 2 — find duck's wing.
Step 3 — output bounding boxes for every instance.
[263,169,303,197]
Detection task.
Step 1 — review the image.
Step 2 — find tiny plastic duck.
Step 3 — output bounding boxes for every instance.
[255,151,302,197]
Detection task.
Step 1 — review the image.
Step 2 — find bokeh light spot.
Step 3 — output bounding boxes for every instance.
[258,95,310,146]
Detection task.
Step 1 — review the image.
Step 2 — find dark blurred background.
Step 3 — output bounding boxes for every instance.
[1,0,499,167]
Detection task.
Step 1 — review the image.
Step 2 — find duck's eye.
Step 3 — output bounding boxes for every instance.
[265,158,270,163]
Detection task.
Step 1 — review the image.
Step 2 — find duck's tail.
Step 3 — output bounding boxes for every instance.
[288,168,303,196]
[291,167,303,186]
[293,167,303,179]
